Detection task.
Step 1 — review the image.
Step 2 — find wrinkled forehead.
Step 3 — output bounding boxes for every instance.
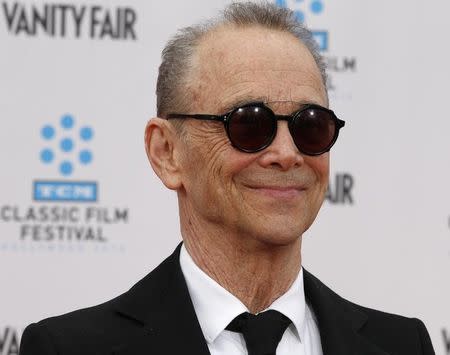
[187,25,327,113]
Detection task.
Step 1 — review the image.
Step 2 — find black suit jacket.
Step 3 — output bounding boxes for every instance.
[20,245,435,355]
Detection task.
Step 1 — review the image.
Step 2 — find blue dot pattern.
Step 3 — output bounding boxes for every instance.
[60,138,74,152]
[41,125,55,140]
[275,0,324,22]
[275,0,287,7]
[311,1,323,14]
[79,150,93,165]
[295,10,305,22]
[40,149,54,163]
[60,161,73,176]
[40,115,94,177]
[80,127,93,141]
[61,114,74,129]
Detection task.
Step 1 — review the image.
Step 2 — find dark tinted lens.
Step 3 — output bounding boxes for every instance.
[227,106,276,152]
[291,107,336,154]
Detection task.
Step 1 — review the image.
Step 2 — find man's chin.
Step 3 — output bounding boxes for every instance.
[241,228,303,249]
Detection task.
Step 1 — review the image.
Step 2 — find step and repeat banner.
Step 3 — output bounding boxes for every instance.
[1,0,449,354]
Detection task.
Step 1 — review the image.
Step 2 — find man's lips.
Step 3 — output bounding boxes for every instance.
[244,184,306,199]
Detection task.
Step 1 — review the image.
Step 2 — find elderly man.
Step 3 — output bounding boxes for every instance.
[20,2,435,355]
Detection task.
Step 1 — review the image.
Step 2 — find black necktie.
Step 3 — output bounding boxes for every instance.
[226,310,292,355]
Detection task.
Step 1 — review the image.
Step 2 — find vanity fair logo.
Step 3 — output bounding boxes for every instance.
[1,1,137,40]
[443,328,450,355]
[0,326,20,355]
[325,173,354,205]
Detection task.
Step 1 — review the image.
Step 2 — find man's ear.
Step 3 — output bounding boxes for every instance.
[144,118,182,190]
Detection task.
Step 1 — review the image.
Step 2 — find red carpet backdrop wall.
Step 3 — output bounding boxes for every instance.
[1,0,449,354]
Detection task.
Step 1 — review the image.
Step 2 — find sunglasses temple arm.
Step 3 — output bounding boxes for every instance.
[166,113,224,122]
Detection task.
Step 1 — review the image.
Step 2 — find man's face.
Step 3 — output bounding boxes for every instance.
[175,25,329,246]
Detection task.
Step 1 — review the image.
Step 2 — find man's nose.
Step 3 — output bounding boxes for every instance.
[257,122,305,170]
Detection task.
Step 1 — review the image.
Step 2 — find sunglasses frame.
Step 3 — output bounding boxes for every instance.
[166,102,345,155]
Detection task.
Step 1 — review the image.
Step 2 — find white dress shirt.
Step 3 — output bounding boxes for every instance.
[179,245,323,355]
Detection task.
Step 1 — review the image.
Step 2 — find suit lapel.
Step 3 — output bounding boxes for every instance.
[113,244,211,355]
[111,245,390,355]
[303,269,390,355]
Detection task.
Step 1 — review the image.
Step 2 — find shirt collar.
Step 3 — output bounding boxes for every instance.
[179,244,307,344]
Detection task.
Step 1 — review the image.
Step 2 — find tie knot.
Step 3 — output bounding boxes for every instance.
[226,310,292,355]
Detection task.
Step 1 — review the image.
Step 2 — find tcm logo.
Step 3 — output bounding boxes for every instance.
[275,0,328,51]
[0,326,20,355]
[34,114,97,202]
[33,180,97,202]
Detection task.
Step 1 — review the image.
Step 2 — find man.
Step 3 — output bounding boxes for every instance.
[20,2,435,355]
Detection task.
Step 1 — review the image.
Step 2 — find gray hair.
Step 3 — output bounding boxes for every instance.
[156,1,327,118]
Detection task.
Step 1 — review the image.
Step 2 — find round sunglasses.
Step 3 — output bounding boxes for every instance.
[166,102,345,155]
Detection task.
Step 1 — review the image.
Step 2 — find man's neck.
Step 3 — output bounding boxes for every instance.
[181,214,302,314]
